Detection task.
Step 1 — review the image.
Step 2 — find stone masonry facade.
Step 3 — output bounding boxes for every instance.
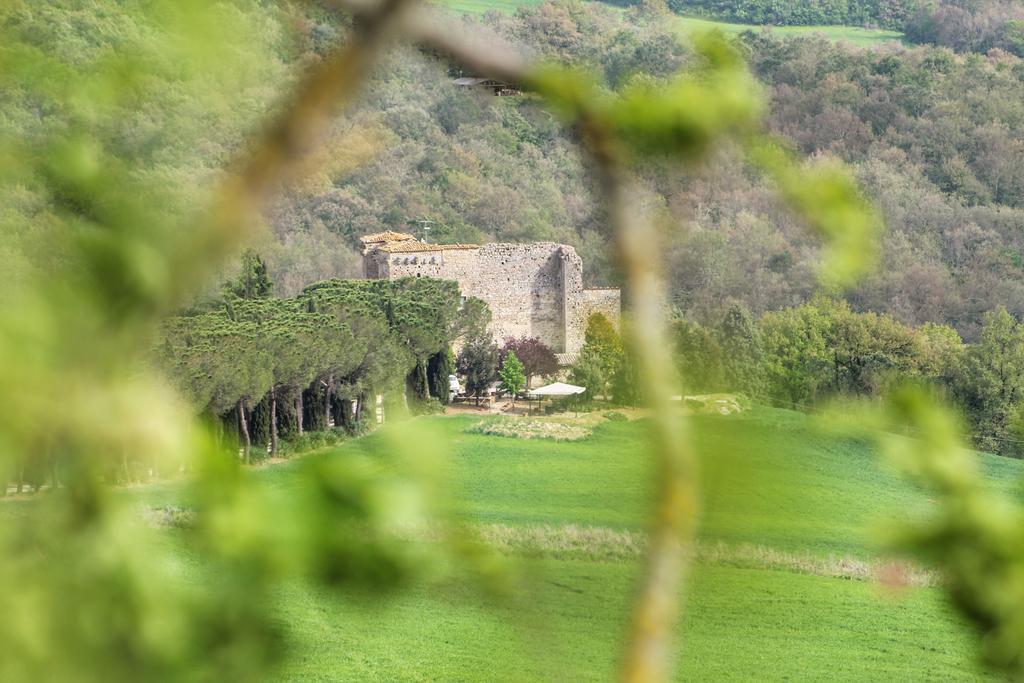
[360,232,620,360]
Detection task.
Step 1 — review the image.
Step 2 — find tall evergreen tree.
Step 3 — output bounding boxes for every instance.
[227,250,274,300]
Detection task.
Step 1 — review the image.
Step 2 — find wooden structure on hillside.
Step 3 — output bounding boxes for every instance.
[452,76,519,96]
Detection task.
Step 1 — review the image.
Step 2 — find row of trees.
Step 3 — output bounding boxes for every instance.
[159,273,486,461]
[670,299,1024,456]
[561,305,1024,458]
[667,0,913,29]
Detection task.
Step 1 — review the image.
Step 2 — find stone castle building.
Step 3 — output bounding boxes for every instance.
[360,231,620,360]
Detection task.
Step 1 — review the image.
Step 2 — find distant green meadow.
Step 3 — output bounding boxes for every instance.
[671,15,904,46]
[432,0,905,47]
[126,409,1014,680]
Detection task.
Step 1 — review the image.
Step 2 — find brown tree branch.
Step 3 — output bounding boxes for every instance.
[171,0,416,306]
[588,145,696,683]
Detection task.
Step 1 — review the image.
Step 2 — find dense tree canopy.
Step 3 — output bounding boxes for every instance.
[159,276,477,457]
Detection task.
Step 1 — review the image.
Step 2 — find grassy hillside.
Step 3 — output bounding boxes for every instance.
[434,0,904,47]
[125,408,1017,680]
[673,15,904,46]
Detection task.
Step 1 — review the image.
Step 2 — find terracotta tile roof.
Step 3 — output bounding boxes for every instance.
[378,242,480,253]
[359,231,416,244]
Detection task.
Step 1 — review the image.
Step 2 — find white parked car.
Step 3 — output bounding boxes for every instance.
[448,374,461,401]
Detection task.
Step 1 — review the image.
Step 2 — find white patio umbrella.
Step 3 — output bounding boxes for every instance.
[527,382,587,398]
[527,382,587,415]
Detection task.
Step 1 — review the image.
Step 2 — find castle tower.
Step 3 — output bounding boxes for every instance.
[360,232,619,363]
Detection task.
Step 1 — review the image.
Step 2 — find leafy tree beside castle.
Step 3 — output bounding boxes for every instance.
[457,335,499,406]
[571,313,624,399]
[570,354,606,403]
[499,351,527,407]
[499,337,559,389]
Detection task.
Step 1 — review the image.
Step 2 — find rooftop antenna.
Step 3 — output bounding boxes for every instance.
[409,218,437,242]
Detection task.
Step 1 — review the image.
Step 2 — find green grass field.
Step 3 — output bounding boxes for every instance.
[672,15,903,47]
[122,408,1019,680]
[432,0,904,47]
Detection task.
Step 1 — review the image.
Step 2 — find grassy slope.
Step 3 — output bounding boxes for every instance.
[144,408,1016,680]
[432,0,904,47]
[673,15,903,47]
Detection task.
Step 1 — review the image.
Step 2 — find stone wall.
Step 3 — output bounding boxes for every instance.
[364,239,615,358]
[582,288,622,331]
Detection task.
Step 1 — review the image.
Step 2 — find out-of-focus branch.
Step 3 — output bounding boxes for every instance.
[405,11,531,85]
[296,4,699,679]
[172,0,416,305]
[372,7,695,680]
[329,0,532,83]
[586,133,695,683]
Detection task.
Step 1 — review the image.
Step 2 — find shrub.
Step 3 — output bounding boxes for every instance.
[466,417,591,441]
[411,397,446,416]
[343,418,372,437]
[603,411,628,422]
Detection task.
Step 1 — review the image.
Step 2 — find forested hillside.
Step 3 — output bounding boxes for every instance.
[8,1,1024,338]
[266,2,1024,342]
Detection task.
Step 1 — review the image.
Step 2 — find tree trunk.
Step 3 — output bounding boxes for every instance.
[295,393,304,436]
[237,399,251,464]
[270,388,279,455]
[324,375,333,427]
[833,350,840,392]
[209,407,221,449]
[419,360,429,401]
[339,398,353,431]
